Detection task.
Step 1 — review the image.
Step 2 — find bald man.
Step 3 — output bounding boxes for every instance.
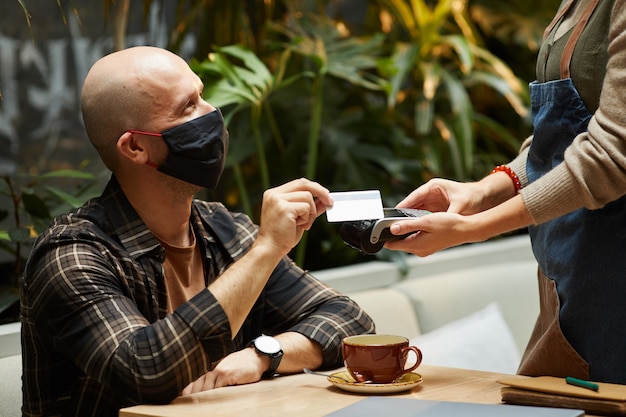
[20,46,374,417]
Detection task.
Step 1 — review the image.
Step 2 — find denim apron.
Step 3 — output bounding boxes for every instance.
[518,0,626,384]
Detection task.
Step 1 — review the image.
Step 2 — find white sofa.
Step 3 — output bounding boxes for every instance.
[0,322,21,417]
[316,234,540,373]
[0,235,539,416]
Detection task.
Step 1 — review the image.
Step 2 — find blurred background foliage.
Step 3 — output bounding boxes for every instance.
[2,0,560,321]
[156,0,559,269]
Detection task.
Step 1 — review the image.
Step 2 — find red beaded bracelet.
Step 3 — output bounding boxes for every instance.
[491,165,521,191]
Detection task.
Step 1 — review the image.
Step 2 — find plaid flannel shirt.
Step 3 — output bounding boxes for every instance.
[21,176,374,416]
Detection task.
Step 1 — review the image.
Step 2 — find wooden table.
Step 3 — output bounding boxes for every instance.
[119,365,593,416]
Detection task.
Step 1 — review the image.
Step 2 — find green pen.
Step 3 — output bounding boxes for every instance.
[565,376,599,392]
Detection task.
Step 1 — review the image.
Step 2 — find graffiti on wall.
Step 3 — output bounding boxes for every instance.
[0,4,195,174]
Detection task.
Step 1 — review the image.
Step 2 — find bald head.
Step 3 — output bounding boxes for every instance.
[81,46,192,170]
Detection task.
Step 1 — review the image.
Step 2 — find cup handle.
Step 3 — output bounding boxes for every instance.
[402,346,423,373]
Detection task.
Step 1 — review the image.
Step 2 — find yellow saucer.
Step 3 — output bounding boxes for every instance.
[328,371,423,394]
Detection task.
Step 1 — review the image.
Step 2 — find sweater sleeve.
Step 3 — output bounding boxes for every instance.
[518,1,626,224]
[507,138,531,188]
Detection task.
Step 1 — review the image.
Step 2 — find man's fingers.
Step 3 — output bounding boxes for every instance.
[270,178,332,207]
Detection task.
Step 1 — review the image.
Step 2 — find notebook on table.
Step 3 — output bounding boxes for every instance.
[499,376,626,416]
[325,397,584,417]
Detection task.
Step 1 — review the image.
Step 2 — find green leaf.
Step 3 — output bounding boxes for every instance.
[413,62,442,135]
[197,46,277,108]
[441,35,473,74]
[440,69,473,171]
[468,71,529,117]
[43,185,85,209]
[21,192,51,219]
[325,34,387,90]
[381,0,419,37]
[217,45,273,88]
[38,169,96,180]
[8,227,30,242]
[208,53,250,92]
[386,43,419,109]
[204,79,256,108]
[18,0,31,26]
[415,94,434,135]
[473,113,524,154]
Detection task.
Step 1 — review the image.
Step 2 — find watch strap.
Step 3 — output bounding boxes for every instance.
[251,336,284,379]
[262,349,283,379]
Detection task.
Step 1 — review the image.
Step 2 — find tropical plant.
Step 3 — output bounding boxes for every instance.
[0,168,100,322]
[191,45,305,216]
[187,0,535,270]
[376,0,530,182]
[9,0,550,273]
[470,0,561,67]
[0,0,556,326]
[193,14,393,266]
[265,15,391,264]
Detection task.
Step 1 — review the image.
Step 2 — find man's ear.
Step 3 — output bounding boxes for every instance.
[117,132,151,165]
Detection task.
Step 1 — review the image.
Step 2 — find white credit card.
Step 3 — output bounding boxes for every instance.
[326,190,384,222]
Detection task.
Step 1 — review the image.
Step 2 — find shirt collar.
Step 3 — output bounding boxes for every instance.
[99,175,164,260]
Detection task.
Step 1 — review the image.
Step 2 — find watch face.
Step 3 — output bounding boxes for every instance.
[255,335,281,355]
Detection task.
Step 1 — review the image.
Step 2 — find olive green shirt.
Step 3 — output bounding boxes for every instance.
[508,0,626,224]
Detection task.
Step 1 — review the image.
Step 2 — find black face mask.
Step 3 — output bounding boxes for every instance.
[127,109,229,189]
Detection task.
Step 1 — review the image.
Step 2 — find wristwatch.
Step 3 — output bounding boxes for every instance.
[252,335,283,378]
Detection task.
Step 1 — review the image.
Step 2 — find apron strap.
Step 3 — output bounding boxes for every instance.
[560,0,600,79]
[542,0,577,41]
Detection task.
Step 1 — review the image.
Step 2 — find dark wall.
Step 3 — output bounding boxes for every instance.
[0,0,195,176]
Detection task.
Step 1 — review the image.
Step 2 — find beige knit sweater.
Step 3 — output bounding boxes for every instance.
[507,0,626,225]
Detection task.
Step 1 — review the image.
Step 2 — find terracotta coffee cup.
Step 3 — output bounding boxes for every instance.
[342,334,422,384]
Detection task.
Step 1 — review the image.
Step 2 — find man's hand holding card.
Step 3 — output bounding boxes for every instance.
[326,190,429,255]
